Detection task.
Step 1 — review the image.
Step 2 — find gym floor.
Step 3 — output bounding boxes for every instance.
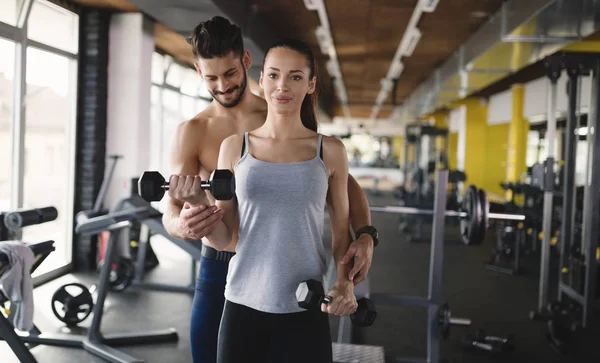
[2,191,599,363]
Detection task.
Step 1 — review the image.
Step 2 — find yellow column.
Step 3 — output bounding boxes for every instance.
[506,84,529,203]
[392,136,404,166]
[461,98,488,189]
[448,133,458,170]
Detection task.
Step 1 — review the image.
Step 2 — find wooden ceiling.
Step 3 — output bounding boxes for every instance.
[251,0,506,118]
[65,0,506,119]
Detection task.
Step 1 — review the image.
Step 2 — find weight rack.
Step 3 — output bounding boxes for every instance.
[372,169,471,363]
[536,52,600,329]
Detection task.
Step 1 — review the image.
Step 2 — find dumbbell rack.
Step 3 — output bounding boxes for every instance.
[369,170,471,363]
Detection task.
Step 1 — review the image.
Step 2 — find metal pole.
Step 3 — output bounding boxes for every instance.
[427,169,448,363]
[581,58,600,327]
[559,68,580,300]
[93,155,122,212]
[369,206,525,221]
[538,64,560,312]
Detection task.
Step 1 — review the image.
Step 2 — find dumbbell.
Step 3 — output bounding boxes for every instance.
[138,169,235,202]
[295,279,377,327]
[463,329,515,353]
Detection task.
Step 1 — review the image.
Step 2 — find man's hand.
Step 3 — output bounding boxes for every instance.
[340,233,374,285]
[177,202,223,240]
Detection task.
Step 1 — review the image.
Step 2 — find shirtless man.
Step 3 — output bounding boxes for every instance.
[161,16,378,363]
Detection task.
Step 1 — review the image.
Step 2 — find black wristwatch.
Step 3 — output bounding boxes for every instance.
[355,226,379,247]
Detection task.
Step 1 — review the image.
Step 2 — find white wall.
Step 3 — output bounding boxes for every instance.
[524,74,592,120]
[487,89,512,125]
[449,105,466,170]
[105,13,154,208]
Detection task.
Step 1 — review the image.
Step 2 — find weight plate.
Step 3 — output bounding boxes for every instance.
[109,257,134,292]
[51,282,93,326]
[460,185,481,246]
[477,188,488,244]
[438,303,451,340]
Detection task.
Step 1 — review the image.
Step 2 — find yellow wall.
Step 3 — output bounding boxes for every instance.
[484,124,509,196]
[392,136,403,166]
[448,132,458,170]
[462,98,488,189]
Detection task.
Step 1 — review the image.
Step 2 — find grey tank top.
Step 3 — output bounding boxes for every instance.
[225,132,329,313]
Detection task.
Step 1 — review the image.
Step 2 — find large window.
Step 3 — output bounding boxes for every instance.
[1,0,79,277]
[0,0,24,26]
[0,38,16,211]
[22,46,77,274]
[150,53,211,180]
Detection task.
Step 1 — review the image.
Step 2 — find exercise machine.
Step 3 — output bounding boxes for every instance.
[531,52,600,353]
[10,204,179,363]
[370,170,473,363]
[0,239,56,363]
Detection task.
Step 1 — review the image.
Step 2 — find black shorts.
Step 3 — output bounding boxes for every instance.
[217,300,332,363]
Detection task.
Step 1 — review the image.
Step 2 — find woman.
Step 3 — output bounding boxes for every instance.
[181,38,356,362]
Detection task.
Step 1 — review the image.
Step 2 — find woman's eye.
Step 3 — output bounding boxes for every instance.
[268,73,277,79]
[292,76,302,81]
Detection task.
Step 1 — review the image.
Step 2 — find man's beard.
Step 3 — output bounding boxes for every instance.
[210,71,247,109]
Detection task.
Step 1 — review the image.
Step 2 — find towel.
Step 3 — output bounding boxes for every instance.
[0,241,35,331]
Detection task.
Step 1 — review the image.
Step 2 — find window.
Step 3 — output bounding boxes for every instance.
[0,1,78,278]
[151,52,165,85]
[0,38,16,211]
[22,46,76,275]
[181,68,199,97]
[27,0,79,53]
[150,53,212,179]
[0,0,24,26]
[181,95,196,119]
[165,62,183,88]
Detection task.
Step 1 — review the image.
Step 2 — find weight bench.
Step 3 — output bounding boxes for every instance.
[0,240,55,363]
[118,195,202,295]
[1,206,179,363]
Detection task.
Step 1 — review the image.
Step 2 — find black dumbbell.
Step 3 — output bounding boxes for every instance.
[295,279,377,327]
[138,169,235,202]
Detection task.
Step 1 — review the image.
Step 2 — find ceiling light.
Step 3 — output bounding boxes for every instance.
[401,27,422,56]
[303,0,321,11]
[388,61,405,79]
[420,0,439,13]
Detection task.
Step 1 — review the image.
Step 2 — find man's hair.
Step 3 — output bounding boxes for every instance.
[187,16,244,59]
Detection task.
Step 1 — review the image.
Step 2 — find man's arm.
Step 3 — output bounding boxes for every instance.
[340,174,375,285]
[162,119,221,241]
[348,175,371,230]
[322,136,357,316]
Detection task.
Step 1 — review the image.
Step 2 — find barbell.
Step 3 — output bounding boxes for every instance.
[370,185,525,246]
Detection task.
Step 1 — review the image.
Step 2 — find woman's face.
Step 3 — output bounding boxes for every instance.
[260,47,316,114]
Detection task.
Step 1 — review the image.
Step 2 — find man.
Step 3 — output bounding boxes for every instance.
[162,16,378,363]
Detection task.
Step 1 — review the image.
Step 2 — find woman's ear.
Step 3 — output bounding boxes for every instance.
[259,71,264,89]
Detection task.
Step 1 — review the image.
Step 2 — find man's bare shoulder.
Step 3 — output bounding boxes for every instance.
[248,93,268,116]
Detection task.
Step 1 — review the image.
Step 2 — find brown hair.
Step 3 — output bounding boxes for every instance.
[187,16,244,60]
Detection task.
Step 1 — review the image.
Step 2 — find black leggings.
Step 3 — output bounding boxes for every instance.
[217,300,332,363]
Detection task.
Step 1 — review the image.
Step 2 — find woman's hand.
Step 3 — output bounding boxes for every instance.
[321,281,357,316]
[168,175,211,206]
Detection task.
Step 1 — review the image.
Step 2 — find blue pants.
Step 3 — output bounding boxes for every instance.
[190,255,230,363]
